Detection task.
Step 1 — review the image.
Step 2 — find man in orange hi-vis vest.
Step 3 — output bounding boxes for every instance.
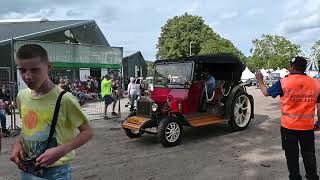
[256,56,320,180]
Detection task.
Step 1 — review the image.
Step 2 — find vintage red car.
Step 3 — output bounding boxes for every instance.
[122,54,254,147]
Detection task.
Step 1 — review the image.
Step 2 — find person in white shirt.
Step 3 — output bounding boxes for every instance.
[127,78,140,111]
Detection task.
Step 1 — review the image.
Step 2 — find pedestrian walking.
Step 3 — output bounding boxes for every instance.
[101,75,114,119]
[127,78,140,111]
[111,79,120,117]
[256,56,320,180]
[0,98,10,137]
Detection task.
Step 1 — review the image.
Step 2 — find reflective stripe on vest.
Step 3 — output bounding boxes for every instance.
[280,74,319,130]
[281,112,314,119]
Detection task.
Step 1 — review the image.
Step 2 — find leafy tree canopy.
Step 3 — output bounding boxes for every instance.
[246,34,301,71]
[156,13,244,61]
[200,38,246,60]
[145,60,154,77]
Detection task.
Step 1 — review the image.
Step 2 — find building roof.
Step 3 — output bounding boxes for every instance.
[123,51,143,59]
[0,19,103,45]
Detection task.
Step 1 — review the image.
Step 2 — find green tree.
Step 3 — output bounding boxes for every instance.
[250,34,301,69]
[245,56,265,72]
[156,13,221,60]
[200,38,246,60]
[146,61,154,76]
[311,40,320,62]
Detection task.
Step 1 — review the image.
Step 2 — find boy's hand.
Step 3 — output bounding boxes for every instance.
[35,145,69,167]
[35,123,92,167]
[10,141,26,171]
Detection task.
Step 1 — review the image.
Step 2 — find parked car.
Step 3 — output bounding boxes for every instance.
[122,54,254,147]
[245,78,258,86]
[265,76,280,87]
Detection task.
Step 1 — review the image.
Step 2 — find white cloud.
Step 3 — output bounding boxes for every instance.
[1,0,311,59]
[283,0,302,11]
[288,28,320,45]
[2,8,56,20]
[276,0,320,53]
[279,0,320,34]
[244,9,263,16]
[209,21,221,28]
[220,12,239,20]
[279,13,320,34]
[184,0,201,14]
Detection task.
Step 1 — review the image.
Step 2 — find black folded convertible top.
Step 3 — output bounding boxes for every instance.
[155,54,246,81]
[156,53,245,71]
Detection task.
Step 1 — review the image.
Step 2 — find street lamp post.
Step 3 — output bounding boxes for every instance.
[189,41,193,56]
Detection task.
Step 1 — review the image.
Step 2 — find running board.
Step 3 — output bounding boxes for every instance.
[186,115,225,127]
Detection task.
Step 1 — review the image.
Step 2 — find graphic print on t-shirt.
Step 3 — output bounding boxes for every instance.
[21,108,57,161]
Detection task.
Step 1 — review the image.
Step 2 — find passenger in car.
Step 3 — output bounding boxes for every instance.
[205,72,216,99]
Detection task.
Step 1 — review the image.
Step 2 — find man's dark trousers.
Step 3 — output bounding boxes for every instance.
[281,126,319,180]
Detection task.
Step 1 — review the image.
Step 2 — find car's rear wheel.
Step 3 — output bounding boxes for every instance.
[158,117,183,147]
[123,112,143,138]
[228,91,252,131]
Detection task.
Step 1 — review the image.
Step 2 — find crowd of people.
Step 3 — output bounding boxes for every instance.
[0,85,12,137]
[0,73,152,141]
[57,77,101,104]
[57,75,151,112]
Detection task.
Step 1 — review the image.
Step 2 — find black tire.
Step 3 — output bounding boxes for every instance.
[228,91,252,131]
[123,112,143,138]
[158,117,183,147]
[124,128,143,138]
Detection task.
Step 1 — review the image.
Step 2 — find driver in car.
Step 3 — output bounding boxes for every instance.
[205,72,216,99]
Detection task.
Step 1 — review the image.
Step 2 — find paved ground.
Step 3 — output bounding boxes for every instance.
[1,87,320,180]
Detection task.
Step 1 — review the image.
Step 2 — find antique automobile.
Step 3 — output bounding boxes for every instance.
[122,54,254,147]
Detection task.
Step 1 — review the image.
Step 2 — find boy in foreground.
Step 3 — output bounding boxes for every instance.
[10,44,93,179]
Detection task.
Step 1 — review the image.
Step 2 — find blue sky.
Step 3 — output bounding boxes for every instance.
[1,0,320,60]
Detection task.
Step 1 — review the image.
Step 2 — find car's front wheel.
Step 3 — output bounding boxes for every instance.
[124,128,143,138]
[158,117,183,147]
[228,91,252,131]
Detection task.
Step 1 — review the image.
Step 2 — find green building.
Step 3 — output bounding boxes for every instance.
[0,19,122,91]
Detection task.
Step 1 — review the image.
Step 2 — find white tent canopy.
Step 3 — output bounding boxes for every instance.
[272,68,289,78]
[280,68,289,78]
[260,68,269,77]
[241,67,255,81]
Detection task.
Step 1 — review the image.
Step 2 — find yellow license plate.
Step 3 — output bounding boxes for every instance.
[127,117,142,125]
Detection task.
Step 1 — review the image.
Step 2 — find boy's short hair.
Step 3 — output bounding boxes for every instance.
[290,56,307,72]
[16,44,49,62]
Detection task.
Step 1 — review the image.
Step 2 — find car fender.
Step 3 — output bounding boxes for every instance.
[171,112,189,126]
[122,116,151,131]
[225,81,254,119]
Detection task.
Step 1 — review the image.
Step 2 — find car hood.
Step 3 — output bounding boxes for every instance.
[151,87,189,105]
